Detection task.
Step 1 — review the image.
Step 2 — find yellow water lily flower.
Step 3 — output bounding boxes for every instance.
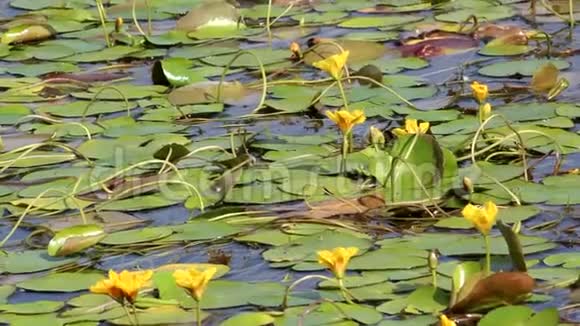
[392,118,429,137]
[471,81,488,103]
[326,109,366,134]
[480,102,492,122]
[461,201,499,235]
[313,50,350,80]
[173,267,217,301]
[317,247,359,279]
[439,314,456,326]
[90,269,153,304]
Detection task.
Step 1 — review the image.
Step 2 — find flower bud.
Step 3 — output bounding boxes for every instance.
[428,250,438,271]
[479,103,492,122]
[115,17,124,33]
[369,126,385,147]
[462,176,474,194]
[289,42,302,60]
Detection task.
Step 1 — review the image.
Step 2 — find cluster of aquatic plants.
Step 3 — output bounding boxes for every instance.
[0,0,579,325]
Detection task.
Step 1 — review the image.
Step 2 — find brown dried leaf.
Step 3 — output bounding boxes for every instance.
[531,63,559,93]
[450,272,535,313]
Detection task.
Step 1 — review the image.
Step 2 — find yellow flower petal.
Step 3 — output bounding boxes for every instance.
[90,269,152,304]
[317,247,359,279]
[173,267,217,301]
[471,81,489,104]
[392,128,408,137]
[439,314,456,326]
[393,118,429,137]
[461,201,498,235]
[418,121,430,134]
[326,109,366,135]
[313,50,350,80]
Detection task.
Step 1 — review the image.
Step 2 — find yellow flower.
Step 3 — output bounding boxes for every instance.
[480,102,492,122]
[439,314,456,326]
[461,201,499,235]
[173,267,217,301]
[317,247,359,279]
[312,50,350,80]
[326,109,366,134]
[471,81,488,104]
[90,269,153,304]
[392,118,429,137]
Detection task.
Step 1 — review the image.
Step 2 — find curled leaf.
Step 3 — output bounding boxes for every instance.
[47,224,106,257]
[1,24,55,45]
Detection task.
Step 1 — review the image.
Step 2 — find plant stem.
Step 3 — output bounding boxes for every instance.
[484,234,491,275]
[569,0,574,39]
[337,278,353,304]
[336,79,349,110]
[196,301,202,326]
[121,303,136,326]
[340,133,348,175]
[282,275,334,308]
[95,0,112,47]
[431,269,437,288]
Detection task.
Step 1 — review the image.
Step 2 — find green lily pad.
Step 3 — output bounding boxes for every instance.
[0,250,77,274]
[6,62,79,77]
[543,252,580,268]
[478,59,570,77]
[100,227,173,245]
[37,100,135,117]
[479,306,559,326]
[436,6,515,23]
[0,104,31,124]
[339,15,423,29]
[17,272,104,292]
[220,312,275,326]
[110,306,207,325]
[201,48,289,67]
[0,286,15,304]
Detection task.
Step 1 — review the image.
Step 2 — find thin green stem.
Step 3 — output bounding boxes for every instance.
[266,0,272,40]
[95,0,112,47]
[196,300,201,326]
[484,234,491,275]
[336,79,349,110]
[343,75,416,109]
[146,0,152,35]
[337,278,353,304]
[85,86,131,120]
[340,133,348,175]
[132,0,147,37]
[282,275,335,308]
[569,0,575,39]
[216,50,267,114]
[121,302,136,326]
[431,269,437,288]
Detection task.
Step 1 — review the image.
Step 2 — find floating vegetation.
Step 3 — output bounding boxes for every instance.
[0,0,579,325]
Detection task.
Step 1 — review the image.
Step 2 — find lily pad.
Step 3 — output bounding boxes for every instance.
[16,272,104,292]
[478,59,570,77]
